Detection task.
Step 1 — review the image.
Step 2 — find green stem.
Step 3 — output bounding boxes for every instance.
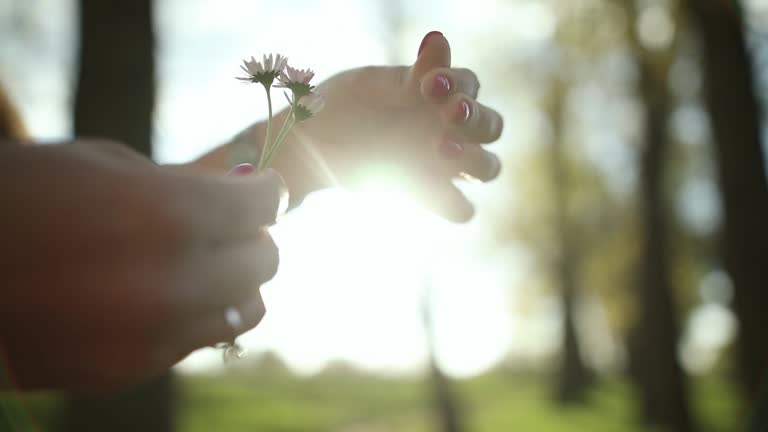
[272,106,294,150]
[257,85,274,170]
[264,114,295,168]
[261,94,296,168]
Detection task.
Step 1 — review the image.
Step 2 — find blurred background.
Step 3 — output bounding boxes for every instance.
[1,0,767,431]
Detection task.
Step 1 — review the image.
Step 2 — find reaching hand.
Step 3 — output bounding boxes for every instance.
[272,31,503,222]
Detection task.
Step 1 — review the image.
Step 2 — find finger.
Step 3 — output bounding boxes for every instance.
[420,67,480,101]
[174,294,267,352]
[227,163,256,176]
[436,141,501,182]
[71,139,153,164]
[407,31,451,87]
[174,231,278,313]
[439,93,504,144]
[415,177,475,223]
[174,168,288,242]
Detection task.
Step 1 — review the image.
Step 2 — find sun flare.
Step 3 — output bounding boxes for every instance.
[179,171,511,378]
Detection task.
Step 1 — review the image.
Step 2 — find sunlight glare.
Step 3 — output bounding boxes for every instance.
[179,171,512,378]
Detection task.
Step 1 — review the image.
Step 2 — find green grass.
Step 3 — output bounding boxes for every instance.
[1,361,742,431]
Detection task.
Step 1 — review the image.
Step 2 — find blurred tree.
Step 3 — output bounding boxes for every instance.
[545,75,592,403]
[72,0,154,154]
[498,0,634,404]
[686,0,768,411]
[422,289,465,432]
[63,1,172,432]
[624,1,695,430]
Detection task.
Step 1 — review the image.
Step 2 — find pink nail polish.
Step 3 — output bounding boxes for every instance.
[432,74,451,97]
[418,30,443,56]
[439,141,464,159]
[455,99,471,124]
[228,163,255,176]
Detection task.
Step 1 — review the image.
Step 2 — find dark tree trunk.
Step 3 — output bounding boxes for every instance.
[633,51,695,432]
[547,79,591,403]
[422,291,464,432]
[427,357,463,432]
[64,1,173,431]
[686,0,768,409]
[73,0,154,154]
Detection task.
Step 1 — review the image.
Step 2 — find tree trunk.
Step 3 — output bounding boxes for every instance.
[633,51,695,432]
[686,0,768,408]
[73,0,154,154]
[64,1,173,431]
[422,290,464,432]
[547,79,591,403]
[427,357,463,432]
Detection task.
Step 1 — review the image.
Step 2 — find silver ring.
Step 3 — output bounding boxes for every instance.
[225,306,243,334]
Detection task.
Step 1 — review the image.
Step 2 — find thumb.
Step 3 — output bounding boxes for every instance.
[407,31,451,86]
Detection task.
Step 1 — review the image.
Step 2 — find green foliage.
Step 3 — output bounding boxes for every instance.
[1,365,739,432]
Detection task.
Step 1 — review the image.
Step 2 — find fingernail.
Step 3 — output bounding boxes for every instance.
[454,99,471,124]
[439,141,464,159]
[432,74,451,97]
[418,30,443,56]
[228,163,255,176]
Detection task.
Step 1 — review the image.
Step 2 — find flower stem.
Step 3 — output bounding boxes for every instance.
[261,95,297,168]
[257,85,274,170]
[264,114,295,168]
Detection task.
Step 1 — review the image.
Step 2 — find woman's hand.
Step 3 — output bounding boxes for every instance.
[0,140,285,391]
[272,31,502,222]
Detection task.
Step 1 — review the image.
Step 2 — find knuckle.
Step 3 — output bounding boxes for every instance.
[464,68,480,88]
[261,235,280,282]
[479,153,501,181]
[469,98,481,125]
[240,294,267,332]
[259,169,288,216]
[248,232,280,285]
[489,112,504,141]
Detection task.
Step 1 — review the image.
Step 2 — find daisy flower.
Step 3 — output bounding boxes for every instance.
[292,92,325,121]
[237,53,288,86]
[276,65,315,98]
